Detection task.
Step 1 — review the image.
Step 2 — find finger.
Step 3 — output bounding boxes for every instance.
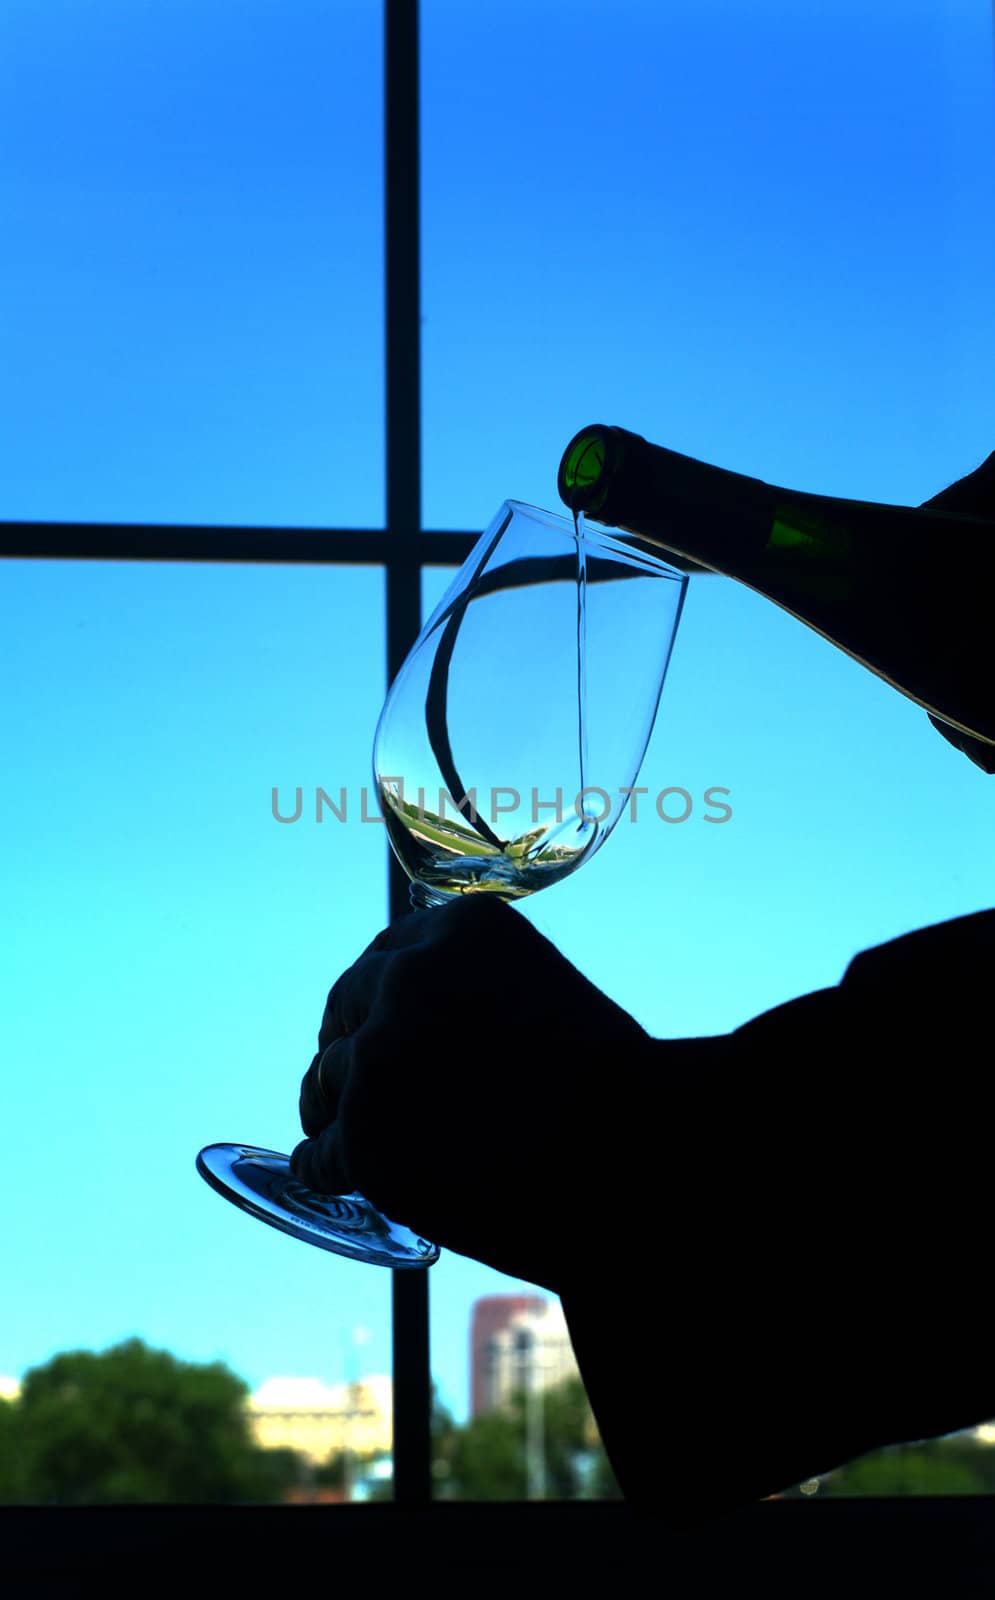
[299,1051,322,1133]
[318,902,513,1047]
[299,1036,354,1137]
[349,903,477,976]
[290,1126,352,1195]
[365,906,450,951]
[370,897,515,951]
[318,952,393,1046]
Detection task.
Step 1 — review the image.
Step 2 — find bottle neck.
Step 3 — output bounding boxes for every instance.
[559,425,774,573]
[557,424,995,752]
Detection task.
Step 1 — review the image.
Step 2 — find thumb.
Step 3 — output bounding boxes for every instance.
[290,1124,352,1195]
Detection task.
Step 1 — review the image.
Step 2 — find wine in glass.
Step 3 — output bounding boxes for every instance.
[197,500,687,1266]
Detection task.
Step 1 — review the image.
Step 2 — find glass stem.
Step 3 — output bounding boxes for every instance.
[409,881,450,910]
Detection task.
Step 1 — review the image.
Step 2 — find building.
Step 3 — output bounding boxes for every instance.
[247,1374,391,1463]
[470,1295,545,1417]
[471,1295,580,1417]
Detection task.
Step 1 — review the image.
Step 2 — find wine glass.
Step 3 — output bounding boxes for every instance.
[197,501,687,1266]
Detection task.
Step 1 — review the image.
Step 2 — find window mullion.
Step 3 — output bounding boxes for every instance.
[385,0,432,1508]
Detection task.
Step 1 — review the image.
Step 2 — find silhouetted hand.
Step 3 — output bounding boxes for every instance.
[291,896,653,1289]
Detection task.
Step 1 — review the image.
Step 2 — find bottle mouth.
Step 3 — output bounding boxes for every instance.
[558,425,614,514]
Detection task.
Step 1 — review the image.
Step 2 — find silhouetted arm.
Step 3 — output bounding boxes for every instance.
[561,907,995,1524]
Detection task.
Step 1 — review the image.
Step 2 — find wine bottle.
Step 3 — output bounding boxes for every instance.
[558,424,995,768]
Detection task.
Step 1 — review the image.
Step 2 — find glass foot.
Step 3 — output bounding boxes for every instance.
[196,1143,439,1268]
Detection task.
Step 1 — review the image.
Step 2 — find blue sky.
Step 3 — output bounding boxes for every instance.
[2,1,994,1438]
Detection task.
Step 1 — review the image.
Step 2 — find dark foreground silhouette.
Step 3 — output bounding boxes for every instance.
[292,447,995,1527]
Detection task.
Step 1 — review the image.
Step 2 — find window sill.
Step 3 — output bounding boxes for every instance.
[4,1498,995,1594]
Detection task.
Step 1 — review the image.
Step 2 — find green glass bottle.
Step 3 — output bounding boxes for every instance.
[558,424,995,768]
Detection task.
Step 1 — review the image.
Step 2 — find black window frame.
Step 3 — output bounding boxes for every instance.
[0,0,470,1518]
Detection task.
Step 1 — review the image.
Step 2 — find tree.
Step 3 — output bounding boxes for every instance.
[431,1377,621,1501]
[0,1396,27,1502]
[5,1339,302,1505]
[443,1408,529,1500]
[781,1434,995,1500]
[541,1376,622,1499]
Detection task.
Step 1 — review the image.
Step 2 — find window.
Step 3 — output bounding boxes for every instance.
[3,0,995,1577]
[1,0,398,1510]
[421,0,995,1511]
[2,0,384,527]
